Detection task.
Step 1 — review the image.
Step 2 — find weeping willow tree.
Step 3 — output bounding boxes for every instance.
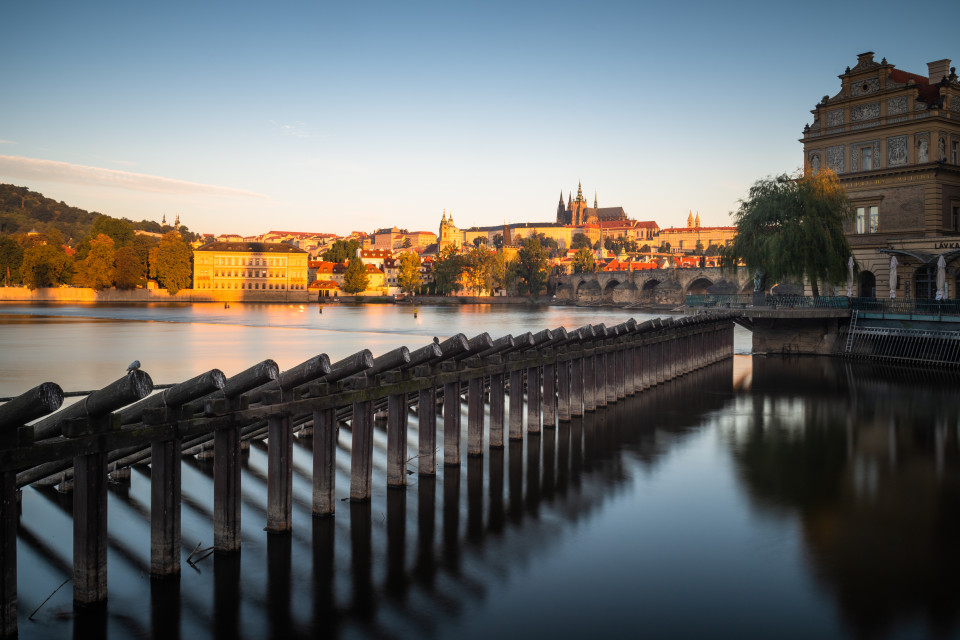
[721,169,853,297]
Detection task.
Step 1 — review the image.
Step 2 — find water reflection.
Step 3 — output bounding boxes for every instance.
[729,356,960,639]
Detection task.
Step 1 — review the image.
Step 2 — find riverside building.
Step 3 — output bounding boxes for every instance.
[192,241,309,292]
[803,52,960,298]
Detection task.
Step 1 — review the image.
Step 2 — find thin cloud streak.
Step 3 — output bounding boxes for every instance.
[0,155,268,199]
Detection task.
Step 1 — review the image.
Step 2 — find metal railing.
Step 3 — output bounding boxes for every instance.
[685,294,753,308]
[850,297,960,319]
[841,325,960,367]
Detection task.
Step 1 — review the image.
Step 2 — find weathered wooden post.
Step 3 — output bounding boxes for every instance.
[441,361,461,465]
[466,368,485,457]
[526,359,541,434]
[145,407,181,578]
[606,341,618,404]
[508,354,524,440]
[542,351,556,429]
[417,367,438,475]
[311,385,337,515]
[595,347,608,409]
[350,380,375,502]
[557,349,570,422]
[263,390,293,532]
[489,357,505,448]
[385,372,409,487]
[571,346,584,417]
[582,345,596,412]
[0,382,62,634]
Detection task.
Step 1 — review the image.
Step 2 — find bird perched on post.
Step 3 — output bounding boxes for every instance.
[127,360,141,375]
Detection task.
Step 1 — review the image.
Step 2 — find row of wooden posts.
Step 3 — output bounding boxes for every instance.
[0,312,735,636]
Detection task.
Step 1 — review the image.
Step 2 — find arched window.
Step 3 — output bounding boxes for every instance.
[914,264,937,299]
[858,271,876,298]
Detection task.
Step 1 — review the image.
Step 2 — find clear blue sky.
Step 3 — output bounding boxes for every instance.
[0,0,949,237]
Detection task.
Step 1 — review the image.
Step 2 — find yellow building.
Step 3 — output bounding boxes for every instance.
[656,212,736,252]
[802,52,960,298]
[193,242,309,292]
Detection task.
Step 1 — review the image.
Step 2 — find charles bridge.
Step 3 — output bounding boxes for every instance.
[553,267,753,307]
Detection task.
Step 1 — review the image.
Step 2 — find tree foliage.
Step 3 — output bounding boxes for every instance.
[397,252,422,295]
[75,233,116,290]
[492,233,503,250]
[322,239,362,263]
[571,233,592,251]
[149,231,192,295]
[21,244,73,289]
[432,245,465,295]
[114,245,145,290]
[0,236,23,285]
[721,170,853,296]
[464,244,494,294]
[572,246,596,274]
[342,256,369,294]
[514,237,548,296]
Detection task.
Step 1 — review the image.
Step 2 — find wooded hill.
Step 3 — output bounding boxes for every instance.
[0,183,197,244]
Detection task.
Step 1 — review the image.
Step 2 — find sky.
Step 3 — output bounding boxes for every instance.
[0,0,951,237]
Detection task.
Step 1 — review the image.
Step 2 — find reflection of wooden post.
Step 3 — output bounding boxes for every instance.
[0,469,15,636]
[71,416,109,605]
[526,364,541,434]
[350,398,374,502]
[147,408,181,577]
[542,358,556,429]
[313,401,336,515]
[489,369,505,448]
[418,381,437,475]
[387,393,408,487]
[467,374,484,457]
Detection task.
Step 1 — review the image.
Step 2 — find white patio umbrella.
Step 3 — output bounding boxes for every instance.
[846,256,854,297]
[936,255,946,300]
[889,256,898,299]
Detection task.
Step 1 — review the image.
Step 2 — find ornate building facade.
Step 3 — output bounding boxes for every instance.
[556,182,628,226]
[192,242,309,292]
[803,52,960,298]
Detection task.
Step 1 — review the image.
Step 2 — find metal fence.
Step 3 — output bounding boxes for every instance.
[850,298,960,319]
[841,325,960,367]
[687,295,960,318]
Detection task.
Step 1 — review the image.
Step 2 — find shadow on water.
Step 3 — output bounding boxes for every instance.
[730,356,960,640]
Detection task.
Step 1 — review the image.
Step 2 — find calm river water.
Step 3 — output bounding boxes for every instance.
[0,302,958,639]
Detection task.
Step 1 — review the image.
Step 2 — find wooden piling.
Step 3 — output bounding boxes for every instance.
[595,351,607,408]
[147,407,181,578]
[387,390,408,486]
[312,405,336,515]
[557,353,570,422]
[467,375,484,456]
[443,377,461,466]
[489,371,505,448]
[542,359,556,428]
[571,351,584,417]
[0,471,16,637]
[214,414,242,552]
[350,399,374,501]
[418,384,437,475]
[526,364,541,434]
[508,364,524,440]
[265,391,293,531]
[73,436,108,604]
[582,349,595,412]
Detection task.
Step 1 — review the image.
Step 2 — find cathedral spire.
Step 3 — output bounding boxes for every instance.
[594,191,598,209]
[576,181,583,202]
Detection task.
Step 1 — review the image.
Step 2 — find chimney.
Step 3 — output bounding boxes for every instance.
[928,59,951,83]
[856,51,875,66]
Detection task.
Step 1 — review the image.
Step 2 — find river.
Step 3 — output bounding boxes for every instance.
[0,302,958,639]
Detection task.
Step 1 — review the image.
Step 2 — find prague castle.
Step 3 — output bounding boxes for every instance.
[555,181,628,226]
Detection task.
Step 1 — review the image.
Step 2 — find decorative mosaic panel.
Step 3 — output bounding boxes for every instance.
[851,122,880,131]
[952,96,960,113]
[826,146,845,172]
[915,101,928,111]
[887,136,908,166]
[825,109,845,127]
[851,77,881,97]
[887,96,908,116]
[851,102,881,122]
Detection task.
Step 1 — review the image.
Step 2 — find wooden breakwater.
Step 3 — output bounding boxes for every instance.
[0,312,735,637]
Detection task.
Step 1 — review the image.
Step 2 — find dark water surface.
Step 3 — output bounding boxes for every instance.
[1,303,958,639]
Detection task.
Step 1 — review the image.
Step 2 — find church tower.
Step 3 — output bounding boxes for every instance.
[694,212,701,228]
[687,211,695,228]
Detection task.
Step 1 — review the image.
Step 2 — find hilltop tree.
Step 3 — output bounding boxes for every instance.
[514,236,548,297]
[571,233,592,251]
[397,252,422,295]
[342,256,369,294]
[721,169,853,297]
[75,215,135,259]
[149,231,192,295]
[492,233,503,250]
[75,233,116,290]
[21,244,73,289]
[572,246,596,274]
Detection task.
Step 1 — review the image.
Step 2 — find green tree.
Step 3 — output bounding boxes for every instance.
[342,256,369,294]
[572,246,596,274]
[571,233,592,251]
[640,244,651,253]
[75,215,134,259]
[515,237,548,297]
[132,234,159,271]
[21,244,73,289]
[397,252,422,295]
[492,233,503,250]
[322,239,362,263]
[721,169,853,297]
[0,236,24,285]
[402,236,412,249]
[114,245,145,289]
[75,233,116,290]
[472,236,487,248]
[464,244,494,294]
[432,245,465,295]
[660,241,672,253]
[149,231,192,295]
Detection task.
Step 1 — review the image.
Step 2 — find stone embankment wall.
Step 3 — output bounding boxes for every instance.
[0,287,311,303]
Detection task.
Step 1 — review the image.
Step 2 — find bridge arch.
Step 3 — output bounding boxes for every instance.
[601,279,622,304]
[685,277,714,295]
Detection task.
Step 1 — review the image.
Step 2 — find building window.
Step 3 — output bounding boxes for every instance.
[861,147,872,171]
[855,206,879,234]
[953,141,959,165]
[953,205,959,232]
